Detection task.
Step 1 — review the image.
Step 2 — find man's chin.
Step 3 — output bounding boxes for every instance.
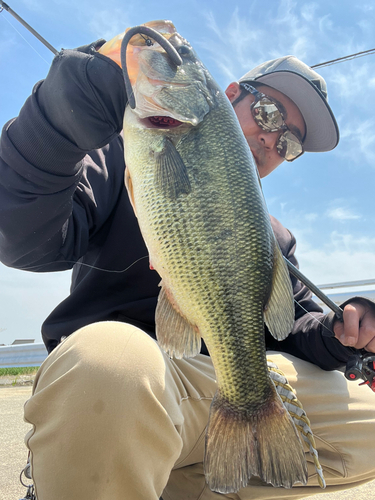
[251,151,264,169]
[249,145,262,167]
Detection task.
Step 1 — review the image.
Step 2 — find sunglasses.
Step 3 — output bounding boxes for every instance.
[240,83,304,162]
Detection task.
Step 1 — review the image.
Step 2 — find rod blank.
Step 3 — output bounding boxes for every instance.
[284,257,343,320]
[0,0,58,55]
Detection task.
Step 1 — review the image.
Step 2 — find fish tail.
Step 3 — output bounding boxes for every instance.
[204,388,308,494]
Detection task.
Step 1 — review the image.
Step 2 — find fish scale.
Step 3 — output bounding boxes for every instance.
[120,21,307,494]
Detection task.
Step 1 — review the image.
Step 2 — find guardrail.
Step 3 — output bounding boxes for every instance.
[0,343,47,368]
[318,279,375,290]
[1,282,374,368]
[314,287,375,313]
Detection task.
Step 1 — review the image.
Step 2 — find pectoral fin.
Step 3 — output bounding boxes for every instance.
[264,242,295,340]
[154,137,191,199]
[155,283,201,359]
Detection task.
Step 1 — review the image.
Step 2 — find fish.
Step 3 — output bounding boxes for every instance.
[100,20,308,494]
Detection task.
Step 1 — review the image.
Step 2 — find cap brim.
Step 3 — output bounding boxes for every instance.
[248,71,339,152]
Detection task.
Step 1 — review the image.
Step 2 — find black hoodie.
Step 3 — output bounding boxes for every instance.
[0,83,355,368]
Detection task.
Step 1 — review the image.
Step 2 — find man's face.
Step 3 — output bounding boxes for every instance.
[225,82,306,178]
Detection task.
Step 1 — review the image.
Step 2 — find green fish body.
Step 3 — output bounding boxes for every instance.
[122,22,307,494]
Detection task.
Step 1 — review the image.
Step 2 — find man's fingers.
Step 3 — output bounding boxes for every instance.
[333,302,375,352]
[333,320,344,339]
[341,304,361,346]
[364,336,375,353]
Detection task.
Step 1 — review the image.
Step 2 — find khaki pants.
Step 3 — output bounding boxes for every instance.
[24,321,375,500]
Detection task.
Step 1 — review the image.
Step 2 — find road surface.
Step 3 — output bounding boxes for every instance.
[1,386,374,499]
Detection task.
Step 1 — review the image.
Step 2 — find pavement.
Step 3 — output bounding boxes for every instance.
[1,385,374,500]
[0,386,33,500]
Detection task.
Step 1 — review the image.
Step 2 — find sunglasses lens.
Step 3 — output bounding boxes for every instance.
[277,131,303,162]
[252,99,284,131]
[245,85,304,162]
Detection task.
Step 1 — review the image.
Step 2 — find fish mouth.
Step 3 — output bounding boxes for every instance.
[148,116,183,128]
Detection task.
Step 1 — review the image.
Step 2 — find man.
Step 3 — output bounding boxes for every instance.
[0,36,374,500]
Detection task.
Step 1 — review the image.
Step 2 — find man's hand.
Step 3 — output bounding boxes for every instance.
[333,302,375,353]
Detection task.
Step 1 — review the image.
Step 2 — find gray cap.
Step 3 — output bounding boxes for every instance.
[239,55,339,152]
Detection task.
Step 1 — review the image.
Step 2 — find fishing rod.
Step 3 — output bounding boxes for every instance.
[0,9,337,306]
[284,257,344,320]
[284,257,375,392]
[0,3,343,318]
[0,0,58,55]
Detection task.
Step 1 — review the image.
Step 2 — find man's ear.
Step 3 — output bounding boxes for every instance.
[225,82,241,102]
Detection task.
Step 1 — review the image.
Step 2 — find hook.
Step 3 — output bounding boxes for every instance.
[120,25,183,109]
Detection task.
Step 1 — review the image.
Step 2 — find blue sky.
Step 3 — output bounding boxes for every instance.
[0,0,374,344]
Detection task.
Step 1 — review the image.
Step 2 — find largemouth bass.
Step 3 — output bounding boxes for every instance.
[100,21,308,494]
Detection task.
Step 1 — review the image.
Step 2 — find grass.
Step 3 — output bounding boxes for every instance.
[0,367,39,376]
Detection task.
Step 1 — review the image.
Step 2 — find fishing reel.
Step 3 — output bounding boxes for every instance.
[345,353,375,392]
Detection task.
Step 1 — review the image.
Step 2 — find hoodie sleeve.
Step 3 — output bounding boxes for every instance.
[267,216,357,370]
[0,83,124,272]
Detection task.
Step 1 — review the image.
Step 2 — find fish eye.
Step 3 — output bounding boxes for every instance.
[177,45,191,55]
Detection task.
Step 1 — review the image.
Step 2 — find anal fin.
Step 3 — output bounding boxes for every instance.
[155,284,201,359]
[264,241,295,340]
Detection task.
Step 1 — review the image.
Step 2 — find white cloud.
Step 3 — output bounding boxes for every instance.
[300,3,319,23]
[305,213,318,222]
[87,9,131,41]
[19,0,45,12]
[358,4,375,13]
[357,19,375,37]
[200,0,375,91]
[266,198,373,285]
[338,119,375,166]
[292,229,375,284]
[0,263,71,345]
[0,29,17,58]
[204,10,225,42]
[318,14,334,34]
[329,62,375,99]
[326,207,361,221]
[200,8,265,82]
[330,230,375,252]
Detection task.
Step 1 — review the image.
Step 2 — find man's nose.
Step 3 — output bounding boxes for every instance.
[257,130,279,150]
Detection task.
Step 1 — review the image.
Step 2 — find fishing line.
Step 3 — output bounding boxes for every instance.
[2,1,375,72]
[293,298,335,337]
[139,33,153,46]
[0,10,51,65]
[20,255,149,274]
[0,7,345,327]
[0,0,58,54]
[19,255,337,334]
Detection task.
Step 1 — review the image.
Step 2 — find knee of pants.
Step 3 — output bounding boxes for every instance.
[25,323,185,500]
[33,321,169,404]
